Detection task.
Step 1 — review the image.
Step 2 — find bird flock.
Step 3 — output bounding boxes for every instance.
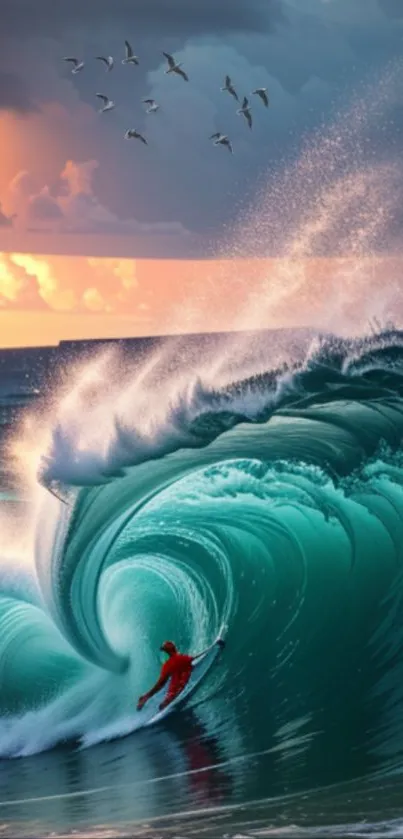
[63,42,269,154]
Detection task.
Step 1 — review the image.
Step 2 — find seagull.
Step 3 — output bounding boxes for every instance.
[252,87,269,107]
[210,133,233,154]
[142,98,160,113]
[124,129,147,144]
[221,75,238,101]
[96,55,114,72]
[63,57,84,74]
[237,96,252,129]
[163,52,188,81]
[96,94,115,113]
[122,41,139,65]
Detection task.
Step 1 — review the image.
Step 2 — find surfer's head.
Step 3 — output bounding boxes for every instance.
[160,640,177,656]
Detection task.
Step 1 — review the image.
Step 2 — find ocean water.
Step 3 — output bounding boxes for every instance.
[2,328,403,836]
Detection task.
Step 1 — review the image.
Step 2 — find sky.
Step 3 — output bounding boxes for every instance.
[0,0,403,346]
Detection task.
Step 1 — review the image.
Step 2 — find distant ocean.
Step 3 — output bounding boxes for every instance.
[1,327,403,837]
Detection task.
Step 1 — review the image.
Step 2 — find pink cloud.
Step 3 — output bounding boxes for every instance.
[5,159,195,240]
[0,204,13,227]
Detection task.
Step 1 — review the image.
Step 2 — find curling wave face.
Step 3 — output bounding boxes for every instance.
[1,329,403,798]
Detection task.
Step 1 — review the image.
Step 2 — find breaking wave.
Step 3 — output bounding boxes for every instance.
[0,327,402,806]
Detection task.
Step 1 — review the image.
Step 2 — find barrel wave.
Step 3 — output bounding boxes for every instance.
[1,329,403,801]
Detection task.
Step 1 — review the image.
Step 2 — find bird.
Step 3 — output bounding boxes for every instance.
[210,133,233,154]
[124,129,147,144]
[96,94,115,113]
[163,52,188,81]
[122,41,139,65]
[221,75,238,101]
[96,55,114,72]
[237,96,252,129]
[142,98,160,113]
[63,57,84,74]
[252,87,269,107]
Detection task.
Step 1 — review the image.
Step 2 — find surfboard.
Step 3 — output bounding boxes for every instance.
[140,627,227,727]
[47,486,68,505]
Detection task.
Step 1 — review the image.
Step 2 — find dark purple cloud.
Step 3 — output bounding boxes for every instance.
[1,0,403,256]
[378,0,403,18]
[0,71,37,113]
[1,0,287,37]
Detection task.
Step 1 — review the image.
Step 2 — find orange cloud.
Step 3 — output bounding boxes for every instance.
[0,106,72,196]
[0,254,25,303]
[0,250,402,349]
[0,252,143,313]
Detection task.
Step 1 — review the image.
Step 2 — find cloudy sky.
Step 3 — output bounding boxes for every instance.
[0,0,402,345]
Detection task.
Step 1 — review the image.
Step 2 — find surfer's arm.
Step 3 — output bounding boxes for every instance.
[191,650,208,662]
[191,638,225,662]
[137,667,170,710]
[143,675,168,700]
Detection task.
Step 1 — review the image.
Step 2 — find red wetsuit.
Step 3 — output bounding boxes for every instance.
[161,653,193,704]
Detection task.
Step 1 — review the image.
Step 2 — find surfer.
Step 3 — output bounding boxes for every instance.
[137,638,225,712]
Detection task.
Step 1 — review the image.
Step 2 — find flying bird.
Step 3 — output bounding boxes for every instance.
[63,57,84,74]
[221,75,238,101]
[142,98,160,113]
[163,52,188,81]
[210,133,233,154]
[96,55,114,72]
[96,94,115,113]
[237,96,252,129]
[252,87,269,107]
[122,41,139,65]
[124,129,147,144]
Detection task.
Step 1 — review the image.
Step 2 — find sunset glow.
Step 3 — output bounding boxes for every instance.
[0,251,401,347]
[1,3,402,349]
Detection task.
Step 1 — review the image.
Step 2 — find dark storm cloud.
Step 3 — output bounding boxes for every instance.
[0,0,286,113]
[2,0,403,256]
[1,0,287,37]
[378,0,403,19]
[0,72,37,113]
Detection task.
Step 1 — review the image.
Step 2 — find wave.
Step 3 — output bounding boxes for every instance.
[1,327,403,801]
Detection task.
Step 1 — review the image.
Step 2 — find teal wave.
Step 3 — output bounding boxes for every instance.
[1,329,403,786]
